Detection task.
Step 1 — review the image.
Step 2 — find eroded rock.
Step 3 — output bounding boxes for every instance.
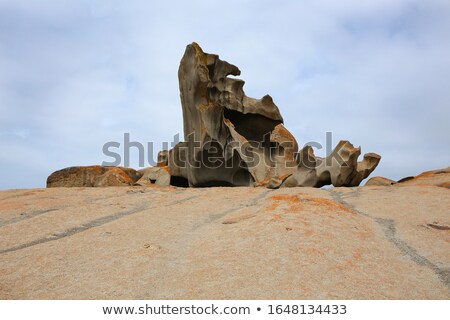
[167,42,381,188]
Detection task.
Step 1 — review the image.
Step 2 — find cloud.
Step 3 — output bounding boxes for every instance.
[0,0,449,189]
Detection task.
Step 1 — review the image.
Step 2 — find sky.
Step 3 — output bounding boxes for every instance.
[0,0,449,189]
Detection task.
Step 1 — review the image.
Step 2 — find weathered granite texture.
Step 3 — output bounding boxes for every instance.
[3,168,450,299]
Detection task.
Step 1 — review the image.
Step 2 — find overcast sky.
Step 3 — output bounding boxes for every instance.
[1,0,449,189]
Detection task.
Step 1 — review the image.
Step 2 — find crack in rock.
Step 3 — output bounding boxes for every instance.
[0,208,60,227]
[0,195,200,255]
[191,189,272,230]
[328,189,450,290]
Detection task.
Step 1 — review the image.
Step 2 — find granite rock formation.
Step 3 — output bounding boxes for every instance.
[167,43,380,188]
[46,43,381,188]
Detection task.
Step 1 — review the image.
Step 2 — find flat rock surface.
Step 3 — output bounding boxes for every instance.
[0,184,449,299]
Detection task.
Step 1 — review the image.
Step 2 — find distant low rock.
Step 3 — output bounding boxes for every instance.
[365,167,450,188]
[365,176,397,186]
[396,167,450,188]
[47,166,141,187]
[397,176,415,183]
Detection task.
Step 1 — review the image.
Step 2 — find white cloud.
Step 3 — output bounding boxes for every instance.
[0,0,449,189]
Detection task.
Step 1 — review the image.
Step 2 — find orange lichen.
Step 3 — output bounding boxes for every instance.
[301,196,354,214]
[271,213,283,221]
[192,42,208,66]
[223,118,234,128]
[267,194,354,214]
[254,175,291,188]
[271,194,300,202]
[255,177,274,187]
[160,166,171,174]
[267,202,280,211]
[269,194,303,212]
[270,124,299,160]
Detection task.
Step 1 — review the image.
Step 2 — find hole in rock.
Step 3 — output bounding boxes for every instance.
[195,180,235,187]
[170,176,189,187]
[223,108,282,145]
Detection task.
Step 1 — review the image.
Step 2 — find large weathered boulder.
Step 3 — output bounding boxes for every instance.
[167,42,381,188]
[47,166,141,187]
